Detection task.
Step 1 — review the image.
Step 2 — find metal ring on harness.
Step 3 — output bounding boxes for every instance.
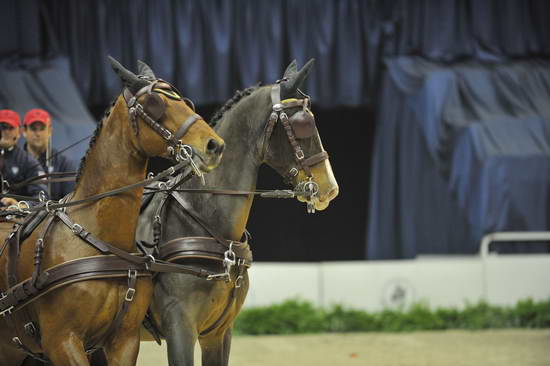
[176,144,193,162]
[303,180,319,198]
[145,254,156,271]
[177,144,205,185]
[45,200,55,214]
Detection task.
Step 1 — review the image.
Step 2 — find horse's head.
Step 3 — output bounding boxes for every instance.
[260,59,339,212]
[109,57,224,172]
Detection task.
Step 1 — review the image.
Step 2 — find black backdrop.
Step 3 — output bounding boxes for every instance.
[144,105,374,262]
[3,0,550,260]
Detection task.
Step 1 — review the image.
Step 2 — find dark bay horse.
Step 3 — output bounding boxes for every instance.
[0,58,224,366]
[137,60,338,365]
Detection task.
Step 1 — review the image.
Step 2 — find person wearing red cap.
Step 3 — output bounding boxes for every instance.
[0,109,46,206]
[23,108,76,200]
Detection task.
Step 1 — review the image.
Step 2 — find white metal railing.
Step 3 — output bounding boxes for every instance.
[479,231,550,259]
[479,231,550,299]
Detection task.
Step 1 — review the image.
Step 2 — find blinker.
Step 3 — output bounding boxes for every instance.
[289,109,316,139]
[143,93,166,121]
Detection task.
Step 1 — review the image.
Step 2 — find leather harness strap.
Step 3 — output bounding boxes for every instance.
[20,159,188,214]
[159,237,252,266]
[54,210,222,279]
[169,191,229,246]
[175,114,201,140]
[0,255,151,314]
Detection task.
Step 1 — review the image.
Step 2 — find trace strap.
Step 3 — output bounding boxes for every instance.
[2,159,189,214]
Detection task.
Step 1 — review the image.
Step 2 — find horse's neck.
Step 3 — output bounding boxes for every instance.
[178,117,261,241]
[73,98,146,249]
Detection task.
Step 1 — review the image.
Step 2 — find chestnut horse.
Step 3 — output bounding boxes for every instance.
[0,58,224,366]
[136,59,339,365]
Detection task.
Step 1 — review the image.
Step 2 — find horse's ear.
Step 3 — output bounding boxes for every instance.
[108,56,148,94]
[283,59,298,77]
[281,58,315,98]
[137,60,156,80]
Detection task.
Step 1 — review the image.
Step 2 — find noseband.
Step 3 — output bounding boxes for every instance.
[122,79,202,163]
[262,82,329,210]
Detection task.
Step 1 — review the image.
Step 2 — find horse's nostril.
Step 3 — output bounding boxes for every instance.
[207,139,224,155]
[327,186,339,201]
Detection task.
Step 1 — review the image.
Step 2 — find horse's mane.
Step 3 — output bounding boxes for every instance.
[75,97,118,184]
[209,84,261,127]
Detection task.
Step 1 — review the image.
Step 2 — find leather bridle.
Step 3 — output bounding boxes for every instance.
[261,81,329,212]
[122,79,202,164]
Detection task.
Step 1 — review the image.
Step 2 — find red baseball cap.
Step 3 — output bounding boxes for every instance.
[24,109,51,126]
[0,109,21,129]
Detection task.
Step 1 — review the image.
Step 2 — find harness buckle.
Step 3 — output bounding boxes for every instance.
[0,306,13,317]
[161,129,173,141]
[0,292,13,317]
[72,224,83,235]
[125,288,136,302]
[289,167,299,177]
[295,149,305,160]
[24,322,38,338]
[125,269,137,301]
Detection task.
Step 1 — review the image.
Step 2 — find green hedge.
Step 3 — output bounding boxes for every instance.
[234,298,550,335]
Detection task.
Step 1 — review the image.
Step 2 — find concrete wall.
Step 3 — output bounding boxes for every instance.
[245,254,550,311]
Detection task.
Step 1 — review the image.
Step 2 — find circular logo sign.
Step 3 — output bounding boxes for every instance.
[381,278,416,309]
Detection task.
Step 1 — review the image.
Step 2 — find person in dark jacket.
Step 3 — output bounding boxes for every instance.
[0,109,46,207]
[22,109,76,201]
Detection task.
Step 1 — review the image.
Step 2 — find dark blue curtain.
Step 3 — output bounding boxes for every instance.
[41,0,373,107]
[38,0,550,109]
[368,57,550,259]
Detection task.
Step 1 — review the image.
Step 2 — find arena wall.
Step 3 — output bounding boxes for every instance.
[245,254,550,311]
